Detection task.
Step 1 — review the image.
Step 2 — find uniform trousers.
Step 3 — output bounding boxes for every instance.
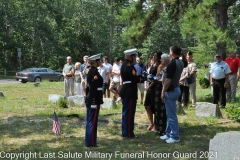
[122,98,136,137]
[213,78,226,107]
[85,105,100,147]
[64,77,74,97]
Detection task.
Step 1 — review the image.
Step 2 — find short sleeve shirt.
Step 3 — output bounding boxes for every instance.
[98,65,109,83]
[63,63,74,74]
[225,56,240,73]
[210,61,231,79]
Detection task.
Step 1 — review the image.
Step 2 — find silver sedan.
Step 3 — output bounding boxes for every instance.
[15,68,64,83]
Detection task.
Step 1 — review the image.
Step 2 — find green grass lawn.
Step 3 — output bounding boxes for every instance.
[0,80,239,160]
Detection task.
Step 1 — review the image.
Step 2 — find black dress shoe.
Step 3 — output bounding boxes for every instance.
[85,145,99,147]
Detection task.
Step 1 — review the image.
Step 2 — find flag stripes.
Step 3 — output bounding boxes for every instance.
[52,111,60,135]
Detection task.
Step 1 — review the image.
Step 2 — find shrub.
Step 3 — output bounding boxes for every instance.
[226,106,240,122]
[58,97,68,108]
[199,77,210,88]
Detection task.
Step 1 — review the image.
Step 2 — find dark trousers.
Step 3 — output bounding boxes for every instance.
[213,78,226,106]
[122,98,136,137]
[178,85,189,105]
[85,105,100,147]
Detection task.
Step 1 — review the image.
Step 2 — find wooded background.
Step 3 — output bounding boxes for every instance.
[0,0,240,71]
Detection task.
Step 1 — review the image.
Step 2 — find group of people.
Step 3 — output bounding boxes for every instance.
[210,52,240,108]
[63,46,240,147]
[134,47,189,144]
[62,55,122,102]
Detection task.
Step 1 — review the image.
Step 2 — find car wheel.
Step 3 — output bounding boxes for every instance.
[34,77,41,82]
[59,76,64,82]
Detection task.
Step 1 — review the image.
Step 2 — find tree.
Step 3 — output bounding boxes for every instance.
[181,0,238,59]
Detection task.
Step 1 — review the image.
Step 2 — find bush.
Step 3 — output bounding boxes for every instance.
[58,97,68,108]
[226,106,240,122]
[199,77,210,88]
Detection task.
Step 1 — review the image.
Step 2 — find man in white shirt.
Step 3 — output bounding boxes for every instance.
[103,56,113,98]
[109,57,122,102]
[98,60,109,98]
[210,53,231,108]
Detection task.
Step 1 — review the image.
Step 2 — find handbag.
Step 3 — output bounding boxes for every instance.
[187,74,194,84]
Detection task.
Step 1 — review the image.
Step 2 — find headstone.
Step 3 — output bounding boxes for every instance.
[205,72,210,80]
[48,94,64,103]
[209,131,240,160]
[0,92,4,97]
[67,95,85,107]
[196,102,222,118]
[34,82,40,87]
[102,98,117,109]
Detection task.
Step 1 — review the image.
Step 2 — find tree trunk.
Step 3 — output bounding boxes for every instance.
[109,0,114,63]
[215,4,228,59]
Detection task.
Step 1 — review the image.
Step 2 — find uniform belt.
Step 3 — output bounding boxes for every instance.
[229,72,237,75]
[97,88,102,91]
[66,75,72,77]
[123,81,131,84]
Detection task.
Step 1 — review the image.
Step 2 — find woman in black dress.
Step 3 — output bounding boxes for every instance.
[144,51,162,131]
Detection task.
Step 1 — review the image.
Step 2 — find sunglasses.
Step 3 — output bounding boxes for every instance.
[216,56,221,58]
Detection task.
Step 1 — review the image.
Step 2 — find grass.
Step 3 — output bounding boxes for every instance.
[0,80,240,160]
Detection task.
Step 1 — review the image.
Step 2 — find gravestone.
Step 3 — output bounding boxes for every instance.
[209,131,240,160]
[48,94,64,103]
[0,91,4,97]
[196,102,222,118]
[67,95,85,107]
[34,82,40,87]
[102,98,117,109]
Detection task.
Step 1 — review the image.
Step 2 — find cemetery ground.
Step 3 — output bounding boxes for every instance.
[0,80,240,160]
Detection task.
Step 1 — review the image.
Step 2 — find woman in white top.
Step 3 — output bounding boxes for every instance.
[74,62,84,96]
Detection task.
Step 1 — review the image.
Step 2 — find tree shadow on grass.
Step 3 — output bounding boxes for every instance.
[1,113,240,160]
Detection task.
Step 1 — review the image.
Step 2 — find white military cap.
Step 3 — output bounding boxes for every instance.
[88,53,101,61]
[124,48,137,56]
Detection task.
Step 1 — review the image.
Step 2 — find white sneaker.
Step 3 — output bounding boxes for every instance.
[166,138,180,144]
[116,97,122,102]
[160,135,169,140]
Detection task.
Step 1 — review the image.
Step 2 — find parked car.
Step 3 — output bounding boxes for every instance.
[15,68,64,83]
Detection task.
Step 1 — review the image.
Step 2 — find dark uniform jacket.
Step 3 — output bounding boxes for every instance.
[120,60,141,99]
[85,66,104,106]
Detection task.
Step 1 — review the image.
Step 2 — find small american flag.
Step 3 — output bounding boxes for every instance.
[52,111,60,135]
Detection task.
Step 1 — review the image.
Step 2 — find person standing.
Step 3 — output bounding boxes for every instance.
[85,53,103,147]
[210,53,231,108]
[98,59,109,98]
[103,56,113,98]
[144,51,161,131]
[155,53,170,136]
[178,66,190,107]
[74,62,84,96]
[120,48,141,138]
[160,46,187,144]
[134,57,146,104]
[186,51,197,107]
[109,57,122,102]
[224,51,240,103]
[62,56,74,97]
[80,55,89,97]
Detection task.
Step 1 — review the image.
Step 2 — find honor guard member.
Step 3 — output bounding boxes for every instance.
[120,48,141,138]
[85,53,103,147]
